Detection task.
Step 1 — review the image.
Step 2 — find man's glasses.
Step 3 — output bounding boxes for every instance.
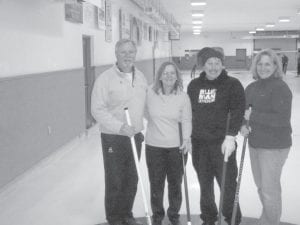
[118,51,137,56]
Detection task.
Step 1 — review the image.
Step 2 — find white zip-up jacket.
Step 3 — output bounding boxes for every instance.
[91,64,147,135]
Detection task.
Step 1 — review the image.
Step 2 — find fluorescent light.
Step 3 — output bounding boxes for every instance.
[279,17,290,22]
[192,13,205,17]
[266,23,275,28]
[193,26,202,29]
[249,31,256,34]
[192,20,203,24]
[192,10,204,17]
[193,29,201,32]
[256,27,265,31]
[191,0,207,6]
[193,33,201,35]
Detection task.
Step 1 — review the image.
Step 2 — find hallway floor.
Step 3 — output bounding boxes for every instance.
[0,71,299,225]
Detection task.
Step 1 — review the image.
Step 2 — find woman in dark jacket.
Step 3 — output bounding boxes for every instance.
[241,48,292,225]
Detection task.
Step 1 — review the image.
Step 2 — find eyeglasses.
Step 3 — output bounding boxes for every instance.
[118,50,137,56]
[162,71,177,76]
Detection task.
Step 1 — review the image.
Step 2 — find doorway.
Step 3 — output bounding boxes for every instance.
[82,35,95,130]
[236,49,247,69]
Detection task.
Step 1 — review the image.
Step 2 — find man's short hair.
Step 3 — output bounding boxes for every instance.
[115,39,137,53]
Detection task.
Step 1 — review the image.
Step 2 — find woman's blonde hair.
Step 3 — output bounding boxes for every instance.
[251,48,283,80]
[152,61,183,94]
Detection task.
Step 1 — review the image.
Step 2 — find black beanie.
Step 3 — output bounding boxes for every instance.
[197,47,224,66]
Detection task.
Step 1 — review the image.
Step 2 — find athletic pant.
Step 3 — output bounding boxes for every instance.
[249,146,290,225]
[192,138,242,225]
[101,133,143,223]
[145,145,186,223]
[282,63,288,74]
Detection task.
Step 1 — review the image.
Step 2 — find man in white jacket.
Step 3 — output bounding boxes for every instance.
[91,39,147,225]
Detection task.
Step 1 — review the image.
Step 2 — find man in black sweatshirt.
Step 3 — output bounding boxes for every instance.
[187,47,245,225]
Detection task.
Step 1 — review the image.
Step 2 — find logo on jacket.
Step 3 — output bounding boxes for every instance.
[198,89,216,103]
[108,147,113,153]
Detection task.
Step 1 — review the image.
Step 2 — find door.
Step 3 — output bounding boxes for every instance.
[236,49,247,69]
[82,35,95,129]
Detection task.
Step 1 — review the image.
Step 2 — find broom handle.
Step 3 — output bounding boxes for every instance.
[124,108,152,225]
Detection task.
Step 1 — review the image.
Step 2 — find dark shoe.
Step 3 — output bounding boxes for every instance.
[202,222,215,225]
[152,219,162,225]
[108,221,124,225]
[123,218,143,225]
[169,219,181,225]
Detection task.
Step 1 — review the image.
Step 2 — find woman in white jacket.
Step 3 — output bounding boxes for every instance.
[145,61,192,225]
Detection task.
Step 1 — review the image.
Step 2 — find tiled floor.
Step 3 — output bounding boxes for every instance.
[0,71,299,225]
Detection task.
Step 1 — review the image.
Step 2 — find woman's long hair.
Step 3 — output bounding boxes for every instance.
[152,61,183,94]
[251,49,283,80]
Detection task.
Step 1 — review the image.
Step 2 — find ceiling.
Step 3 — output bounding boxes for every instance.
[159,0,300,34]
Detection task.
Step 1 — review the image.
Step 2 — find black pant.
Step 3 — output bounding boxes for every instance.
[282,63,288,74]
[191,138,242,225]
[101,133,143,223]
[145,145,186,222]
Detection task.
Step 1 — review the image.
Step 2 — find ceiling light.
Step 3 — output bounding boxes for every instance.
[193,29,201,33]
[191,0,207,6]
[256,27,265,31]
[192,13,205,17]
[279,17,290,22]
[265,23,275,28]
[193,25,202,29]
[192,10,204,17]
[249,31,256,34]
[192,20,203,24]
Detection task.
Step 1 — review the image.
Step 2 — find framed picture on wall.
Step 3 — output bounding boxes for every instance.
[130,16,142,46]
[154,28,158,42]
[65,3,83,24]
[136,18,143,45]
[97,0,105,30]
[130,15,137,44]
[149,25,153,42]
[119,8,130,39]
[105,27,112,42]
[143,22,148,40]
[105,0,112,26]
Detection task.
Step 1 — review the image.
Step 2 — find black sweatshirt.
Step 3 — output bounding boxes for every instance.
[187,70,245,141]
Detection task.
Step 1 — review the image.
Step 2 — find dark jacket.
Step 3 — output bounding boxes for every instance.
[245,76,292,149]
[187,70,245,141]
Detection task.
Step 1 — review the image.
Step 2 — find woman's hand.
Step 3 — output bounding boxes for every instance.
[244,108,252,120]
[240,124,251,137]
[180,138,192,154]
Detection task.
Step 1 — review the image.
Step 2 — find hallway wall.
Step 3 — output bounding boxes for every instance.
[172,31,254,57]
[0,0,171,189]
[0,0,171,78]
[172,31,299,71]
[0,69,86,189]
[254,38,298,70]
